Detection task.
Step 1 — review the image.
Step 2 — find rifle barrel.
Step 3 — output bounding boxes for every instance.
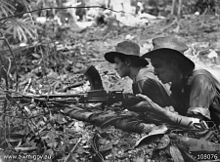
[12,94,83,99]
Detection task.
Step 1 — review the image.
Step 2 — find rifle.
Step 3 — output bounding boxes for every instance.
[9,66,137,105]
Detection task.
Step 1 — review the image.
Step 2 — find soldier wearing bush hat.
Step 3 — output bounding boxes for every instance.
[104,41,149,68]
[139,36,220,129]
[104,40,171,108]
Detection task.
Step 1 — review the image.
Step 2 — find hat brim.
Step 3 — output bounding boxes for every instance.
[105,51,149,66]
[143,48,195,74]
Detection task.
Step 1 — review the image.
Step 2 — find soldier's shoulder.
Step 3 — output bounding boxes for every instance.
[187,69,215,85]
[137,67,158,80]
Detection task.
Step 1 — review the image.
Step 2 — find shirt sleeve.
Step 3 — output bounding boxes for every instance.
[187,75,215,120]
[136,78,171,107]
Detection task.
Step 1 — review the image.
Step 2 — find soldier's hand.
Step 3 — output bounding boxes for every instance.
[136,94,152,103]
[135,94,167,114]
[124,94,156,112]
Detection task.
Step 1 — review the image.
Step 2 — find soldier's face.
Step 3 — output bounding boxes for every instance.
[113,57,130,78]
[151,58,176,84]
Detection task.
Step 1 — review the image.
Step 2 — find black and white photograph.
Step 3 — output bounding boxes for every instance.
[0,0,220,161]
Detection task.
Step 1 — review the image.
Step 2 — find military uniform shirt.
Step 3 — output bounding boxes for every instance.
[132,67,171,107]
[170,69,220,126]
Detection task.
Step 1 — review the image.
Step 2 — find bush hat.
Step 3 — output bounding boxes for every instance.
[152,36,189,53]
[143,48,195,75]
[104,41,149,66]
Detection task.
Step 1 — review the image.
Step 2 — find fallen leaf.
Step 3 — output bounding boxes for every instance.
[135,124,168,148]
[169,145,185,162]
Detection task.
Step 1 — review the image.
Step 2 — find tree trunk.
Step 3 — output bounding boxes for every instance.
[177,0,182,18]
[171,0,182,18]
[171,0,176,15]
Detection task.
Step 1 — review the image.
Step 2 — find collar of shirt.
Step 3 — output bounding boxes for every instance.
[133,67,155,83]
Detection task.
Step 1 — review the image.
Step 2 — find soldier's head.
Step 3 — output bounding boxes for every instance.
[143,48,195,84]
[104,41,148,78]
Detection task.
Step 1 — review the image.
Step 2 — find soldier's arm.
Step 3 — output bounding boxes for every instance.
[136,78,171,107]
[187,75,214,121]
[133,94,206,130]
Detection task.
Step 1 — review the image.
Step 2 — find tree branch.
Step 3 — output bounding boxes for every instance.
[0,6,126,22]
[0,37,18,90]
